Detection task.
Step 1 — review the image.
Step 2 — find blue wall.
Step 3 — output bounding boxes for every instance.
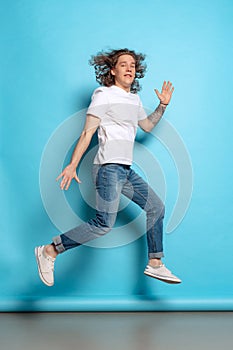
[1,0,233,311]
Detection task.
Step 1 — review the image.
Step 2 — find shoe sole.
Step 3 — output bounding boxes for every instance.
[144,270,181,284]
[35,247,54,287]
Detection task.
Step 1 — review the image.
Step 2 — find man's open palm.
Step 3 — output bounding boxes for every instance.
[155,81,174,105]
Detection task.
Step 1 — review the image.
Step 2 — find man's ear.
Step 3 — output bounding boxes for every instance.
[110,69,115,76]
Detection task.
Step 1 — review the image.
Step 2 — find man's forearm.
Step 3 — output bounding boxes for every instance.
[147,103,167,127]
[70,130,94,168]
[70,115,99,168]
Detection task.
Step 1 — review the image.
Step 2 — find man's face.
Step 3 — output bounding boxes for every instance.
[111,54,136,92]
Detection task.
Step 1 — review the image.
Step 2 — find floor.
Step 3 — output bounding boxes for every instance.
[1,312,232,350]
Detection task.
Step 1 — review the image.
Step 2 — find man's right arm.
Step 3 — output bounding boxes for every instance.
[56,114,100,190]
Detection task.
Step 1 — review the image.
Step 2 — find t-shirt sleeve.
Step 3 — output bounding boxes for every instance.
[86,88,109,120]
[137,96,147,121]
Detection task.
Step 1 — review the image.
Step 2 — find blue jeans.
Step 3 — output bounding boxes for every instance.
[53,164,165,259]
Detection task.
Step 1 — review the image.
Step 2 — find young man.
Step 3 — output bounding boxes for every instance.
[35,48,181,286]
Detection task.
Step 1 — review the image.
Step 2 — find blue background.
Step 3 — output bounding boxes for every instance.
[1,0,233,311]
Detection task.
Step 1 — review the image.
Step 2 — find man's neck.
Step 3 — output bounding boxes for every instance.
[114,83,131,93]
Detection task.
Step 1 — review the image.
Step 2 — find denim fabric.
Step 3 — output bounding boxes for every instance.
[53,164,165,259]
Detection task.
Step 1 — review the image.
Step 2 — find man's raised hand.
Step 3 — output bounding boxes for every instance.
[154,81,174,106]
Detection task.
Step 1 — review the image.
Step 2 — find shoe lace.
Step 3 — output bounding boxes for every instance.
[44,256,55,272]
[161,264,172,274]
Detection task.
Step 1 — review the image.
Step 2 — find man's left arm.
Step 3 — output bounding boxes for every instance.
[139,81,174,132]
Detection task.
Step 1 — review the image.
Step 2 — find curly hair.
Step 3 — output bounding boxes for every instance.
[89,48,147,93]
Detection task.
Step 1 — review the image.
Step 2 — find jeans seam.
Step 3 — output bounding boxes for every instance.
[129,186,160,255]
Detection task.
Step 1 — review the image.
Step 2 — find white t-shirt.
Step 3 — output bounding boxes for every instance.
[87,85,147,165]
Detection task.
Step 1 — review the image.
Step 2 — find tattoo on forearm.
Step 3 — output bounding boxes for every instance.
[148,104,166,126]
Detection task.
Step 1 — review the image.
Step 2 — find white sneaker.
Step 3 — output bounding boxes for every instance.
[144,264,182,284]
[35,246,55,286]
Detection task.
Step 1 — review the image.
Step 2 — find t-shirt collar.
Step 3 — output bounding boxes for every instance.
[111,85,132,94]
